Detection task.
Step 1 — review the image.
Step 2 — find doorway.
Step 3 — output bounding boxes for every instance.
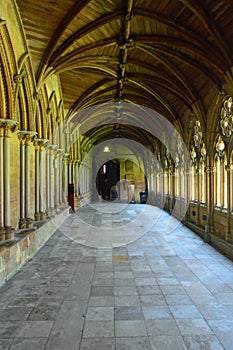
[96,160,120,200]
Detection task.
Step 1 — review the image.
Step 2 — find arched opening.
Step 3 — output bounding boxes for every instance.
[96,159,120,200]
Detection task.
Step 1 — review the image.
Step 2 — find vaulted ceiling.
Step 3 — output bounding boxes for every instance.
[16,0,233,144]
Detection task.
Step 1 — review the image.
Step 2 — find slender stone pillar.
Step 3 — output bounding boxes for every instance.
[72,160,75,184]
[184,163,190,223]
[54,148,64,209]
[45,143,51,215]
[80,165,84,194]
[34,139,40,221]
[83,165,86,194]
[17,132,26,228]
[4,131,11,236]
[170,166,175,213]
[179,165,183,219]
[34,139,49,221]
[226,162,233,241]
[39,139,49,220]
[25,132,37,228]
[53,149,59,210]
[68,159,73,184]
[0,119,19,239]
[57,149,64,205]
[87,166,90,193]
[62,153,69,204]
[84,164,87,193]
[77,160,81,196]
[74,160,79,196]
[205,154,215,242]
[0,125,5,239]
[160,169,164,208]
[47,144,58,215]
[84,165,87,193]
[195,161,200,225]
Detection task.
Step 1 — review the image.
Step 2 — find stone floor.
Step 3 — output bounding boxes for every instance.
[0,203,233,349]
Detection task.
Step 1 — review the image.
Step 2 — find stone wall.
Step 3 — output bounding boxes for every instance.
[0,207,69,287]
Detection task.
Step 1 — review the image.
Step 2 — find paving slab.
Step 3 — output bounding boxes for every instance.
[0,204,232,349]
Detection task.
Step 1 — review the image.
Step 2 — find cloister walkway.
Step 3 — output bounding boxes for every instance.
[0,203,233,349]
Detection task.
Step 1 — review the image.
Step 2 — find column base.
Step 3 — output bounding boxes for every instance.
[5,227,15,240]
[204,233,211,243]
[0,228,6,241]
[204,224,213,243]
[40,212,46,221]
[19,219,27,229]
[61,201,69,207]
[47,208,55,216]
[34,212,41,221]
[26,218,33,228]
[205,224,214,233]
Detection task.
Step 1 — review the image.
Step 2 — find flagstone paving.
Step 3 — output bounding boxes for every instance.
[0,203,233,349]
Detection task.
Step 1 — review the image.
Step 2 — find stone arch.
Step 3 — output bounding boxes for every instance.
[0,23,17,120]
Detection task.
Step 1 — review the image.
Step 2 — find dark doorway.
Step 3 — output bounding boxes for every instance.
[96,160,120,200]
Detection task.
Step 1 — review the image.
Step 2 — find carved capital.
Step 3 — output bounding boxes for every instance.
[34,138,49,150]
[63,153,70,164]
[56,148,64,156]
[46,144,58,154]
[17,130,37,145]
[0,119,19,137]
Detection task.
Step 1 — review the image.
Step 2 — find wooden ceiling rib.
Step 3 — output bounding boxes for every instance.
[16,0,233,143]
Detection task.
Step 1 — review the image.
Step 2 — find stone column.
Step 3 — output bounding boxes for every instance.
[92,159,98,201]
[0,124,4,239]
[184,164,190,223]
[47,144,58,215]
[0,119,19,239]
[205,154,215,242]
[87,165,90,193]
[195,161,200,225]
[57,149,64,205]
[62,153,69,204]
[179,165,183,219]
[45,143,50,215]
[73,160,78,196]
[81,164,85,194]
[40,139,49,220]
[225,162,233,241]
[54,150,59,210]
[170,167,175,213]
[83,164,86,194]
[72,159,76,194]
[68,159,73,184]
[34,139,40,221]
[35,139,48,221]
[25,132,37,228]
[17,131,26,228]
[54,148,64,208]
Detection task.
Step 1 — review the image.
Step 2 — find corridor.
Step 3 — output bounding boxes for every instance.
[0,204,233,350]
